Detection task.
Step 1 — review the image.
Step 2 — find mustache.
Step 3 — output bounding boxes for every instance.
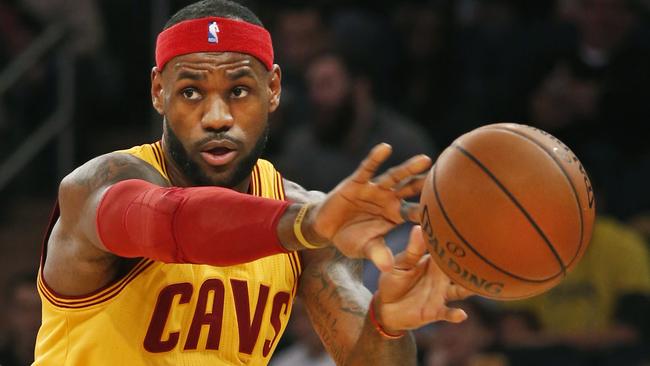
[194,132,243,150]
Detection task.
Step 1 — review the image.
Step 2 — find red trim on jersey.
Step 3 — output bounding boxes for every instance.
[38,260,155,309]
[152,142,168,178]
[254,165,263,196]
[38,259,150,304]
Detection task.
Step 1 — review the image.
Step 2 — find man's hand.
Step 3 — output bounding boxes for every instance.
[308,143,432,272]
[374,226,472,333]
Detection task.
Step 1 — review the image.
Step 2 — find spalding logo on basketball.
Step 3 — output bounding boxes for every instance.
[420,123,595,300]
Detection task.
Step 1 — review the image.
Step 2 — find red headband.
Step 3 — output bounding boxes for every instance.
[155,16,274,71]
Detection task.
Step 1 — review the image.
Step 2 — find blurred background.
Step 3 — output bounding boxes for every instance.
[1,0,649,365]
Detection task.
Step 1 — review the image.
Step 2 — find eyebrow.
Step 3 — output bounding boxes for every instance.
[225,68,257,81]
[176,70,207,81]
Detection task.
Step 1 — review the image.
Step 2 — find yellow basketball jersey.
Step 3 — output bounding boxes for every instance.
[35,141,301,366]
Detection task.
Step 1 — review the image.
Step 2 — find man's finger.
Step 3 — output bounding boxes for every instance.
[440,307,468,324]
[351,143,393,183]
[447,283,474,301]
[399,201,421,224]
[393,225,426,270]
[364,238,394,273]
[374,155,431,189]
[396,177,426,199]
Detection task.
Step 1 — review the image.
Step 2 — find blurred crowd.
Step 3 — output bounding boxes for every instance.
[1,0,650,365]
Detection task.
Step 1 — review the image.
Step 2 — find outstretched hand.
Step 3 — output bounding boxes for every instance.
[309,143,432,272]
[373,226,472,332]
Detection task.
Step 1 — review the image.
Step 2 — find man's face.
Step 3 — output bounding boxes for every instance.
[151,52,281,189]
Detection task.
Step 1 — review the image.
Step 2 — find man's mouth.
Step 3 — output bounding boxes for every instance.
[199,140,238,167]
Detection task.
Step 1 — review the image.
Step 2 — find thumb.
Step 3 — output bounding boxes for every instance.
[364,238,394,272]
[442,307,468,324]
[393,225,426,270]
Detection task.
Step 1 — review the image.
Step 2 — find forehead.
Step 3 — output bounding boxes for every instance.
[164,52,267,77]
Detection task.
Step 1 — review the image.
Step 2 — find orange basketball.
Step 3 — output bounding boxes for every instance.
[420,123,596,300]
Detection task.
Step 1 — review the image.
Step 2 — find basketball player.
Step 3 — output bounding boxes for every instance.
[34,1,470,364]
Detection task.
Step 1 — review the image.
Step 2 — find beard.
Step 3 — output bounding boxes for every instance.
[163,119,269,188]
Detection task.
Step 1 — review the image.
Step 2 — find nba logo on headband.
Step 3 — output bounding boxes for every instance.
[208,21,219,43]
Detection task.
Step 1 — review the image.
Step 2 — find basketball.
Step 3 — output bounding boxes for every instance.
[419,123,596,300]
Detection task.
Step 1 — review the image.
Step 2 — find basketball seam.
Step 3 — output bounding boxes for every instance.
[432,162,562,283]
[488,126,585,269]
[453,144,567,276]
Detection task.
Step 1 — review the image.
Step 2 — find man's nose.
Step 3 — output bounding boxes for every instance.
[201,96,234,130]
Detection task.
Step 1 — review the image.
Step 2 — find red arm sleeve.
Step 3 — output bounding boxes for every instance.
[95,179,291,266]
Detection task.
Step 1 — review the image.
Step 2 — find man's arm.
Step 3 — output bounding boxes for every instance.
[49,150,303,296]
[45,152,171,295]
[300,248,417,365]
[285,179,416,365]
[48,151,301,296]
[286,179,471,365]
[47,143,429,296]
[89,142,430,271]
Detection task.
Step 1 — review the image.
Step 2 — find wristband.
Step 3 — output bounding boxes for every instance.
[293,204,326,249]
[369,294,405,339]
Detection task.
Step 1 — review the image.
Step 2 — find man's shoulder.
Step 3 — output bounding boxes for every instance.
[58,150,168,205]
[62,152,150,187]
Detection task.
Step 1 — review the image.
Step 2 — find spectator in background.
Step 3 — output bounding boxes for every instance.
[270,299,335,366]
[497,308,584,365]
[444,0,529,146]
[265,6,329,157]
[0,272,41,366]
[502,215,650,353]
[275,49,436,292]
[390,2,454,148]
[599,292,650,365]
[498,293,650,365]
[424,298,507,366]
[272,6,329,91]
[528,0,650,219]
[276,50,436,192]
[327,8,400,104]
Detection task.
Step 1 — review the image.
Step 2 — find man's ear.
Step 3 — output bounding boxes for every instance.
[268,64,282,113]
[151,67,164,115]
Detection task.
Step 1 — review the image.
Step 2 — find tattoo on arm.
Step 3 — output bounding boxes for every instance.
[59,153,169,251]
[71,153,169,193]
[299,248,370,364]
[298,248,416,365]
[287,177,416,364]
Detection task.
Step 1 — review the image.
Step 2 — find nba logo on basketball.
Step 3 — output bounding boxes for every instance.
[208,21,219,43]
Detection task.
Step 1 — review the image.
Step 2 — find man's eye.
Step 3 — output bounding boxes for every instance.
[181,88,201,100]
[231,86,249,98]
